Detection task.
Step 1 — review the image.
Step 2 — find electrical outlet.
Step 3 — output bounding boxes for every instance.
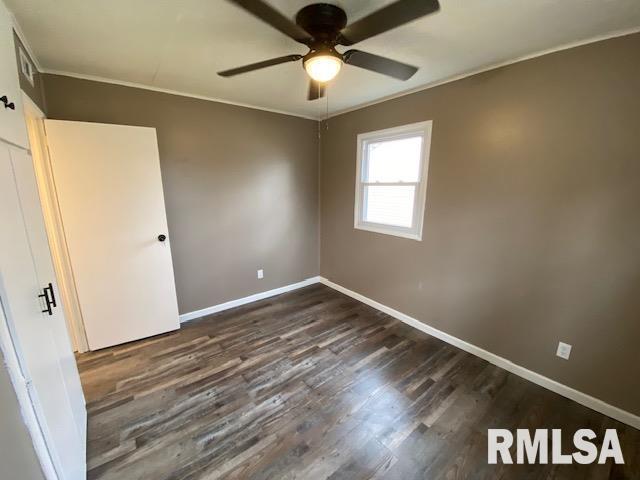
[257,269,264,279]
[556,342,572,360]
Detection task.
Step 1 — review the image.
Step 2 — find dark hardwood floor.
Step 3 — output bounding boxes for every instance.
[77,284,639,480]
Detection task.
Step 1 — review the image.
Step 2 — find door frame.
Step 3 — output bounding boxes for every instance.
[22,93,88,353]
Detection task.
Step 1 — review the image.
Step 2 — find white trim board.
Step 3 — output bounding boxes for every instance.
[177,273,639,429]
[328,26,640,119]
[318,277,640,430]
[32,29,640,122]
[40,69,319,122]
[179,276,321,323]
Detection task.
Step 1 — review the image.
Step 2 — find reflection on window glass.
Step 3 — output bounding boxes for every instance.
[364,185,415,227]
[365,136,422,183]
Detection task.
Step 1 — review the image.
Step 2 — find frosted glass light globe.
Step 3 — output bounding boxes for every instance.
[304,55,342,82]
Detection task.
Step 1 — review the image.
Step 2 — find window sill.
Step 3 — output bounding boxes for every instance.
[354,223,423,241]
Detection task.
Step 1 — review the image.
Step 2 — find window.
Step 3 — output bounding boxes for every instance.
[354,121,432,240]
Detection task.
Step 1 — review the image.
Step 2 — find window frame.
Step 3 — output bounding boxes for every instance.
[354,120,432,241]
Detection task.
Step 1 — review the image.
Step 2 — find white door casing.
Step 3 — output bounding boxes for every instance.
[44,120,180,350]
[22,93,89,353]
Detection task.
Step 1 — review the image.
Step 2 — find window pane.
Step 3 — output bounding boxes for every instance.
[364,185,415,227]
[365,136,422,182]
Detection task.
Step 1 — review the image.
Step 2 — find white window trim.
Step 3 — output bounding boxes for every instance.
[354,120,432,241]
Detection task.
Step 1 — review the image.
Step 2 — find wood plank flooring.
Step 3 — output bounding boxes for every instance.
[77,284,640,480]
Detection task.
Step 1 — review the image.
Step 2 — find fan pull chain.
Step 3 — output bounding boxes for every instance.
[325,83,329,130]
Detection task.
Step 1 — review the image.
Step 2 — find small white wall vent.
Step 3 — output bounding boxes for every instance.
[19,47,35,86]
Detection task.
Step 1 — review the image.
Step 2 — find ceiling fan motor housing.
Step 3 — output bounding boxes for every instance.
[295,3,348,43]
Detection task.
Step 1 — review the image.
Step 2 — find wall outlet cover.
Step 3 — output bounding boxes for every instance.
[257,269,264,279]
[556,341,572,360]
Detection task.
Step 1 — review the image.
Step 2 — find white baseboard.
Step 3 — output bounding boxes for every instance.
[177,273,639,429]
[179,276,321,323]
[319,277,640,430]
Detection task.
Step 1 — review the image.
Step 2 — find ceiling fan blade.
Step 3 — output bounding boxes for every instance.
[218,54,302,77]
[307,80,326,101]
[338,0,440,46]
[226,0,313,44]
[344,50,418,80]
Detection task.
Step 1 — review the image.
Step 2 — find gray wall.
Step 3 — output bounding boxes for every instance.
[43,75,319,315]
[41,34,639,416]
[13,31,46,113]
[0,351,45,480]
[320,33,640,416]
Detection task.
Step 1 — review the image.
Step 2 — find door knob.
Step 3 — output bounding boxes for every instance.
[158,234,167,242]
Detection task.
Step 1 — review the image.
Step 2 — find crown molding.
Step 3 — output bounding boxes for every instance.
[40,69,320,121]
[327,26,640,119]
[16,22,640,122]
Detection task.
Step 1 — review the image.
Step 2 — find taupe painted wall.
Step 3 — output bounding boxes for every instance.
[41,34,639,416]
[13,31,46,113]
[43,75,319,315]
[0,351,45,480]
[320,33,640,416]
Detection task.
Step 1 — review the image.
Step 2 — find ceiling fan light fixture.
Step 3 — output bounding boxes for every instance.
[304,52,342,83]
[220,0,438,99]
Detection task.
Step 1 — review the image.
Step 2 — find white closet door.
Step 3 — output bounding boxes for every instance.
[0,144,85,480]
[10,147,87,451]
[45,120,180,350]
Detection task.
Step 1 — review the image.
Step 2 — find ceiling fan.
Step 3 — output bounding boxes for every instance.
[218,0,441,100]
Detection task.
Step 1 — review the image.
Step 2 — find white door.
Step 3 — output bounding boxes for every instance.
[44,120,180,350]
[0,144,85,480]
[10,146,87,449]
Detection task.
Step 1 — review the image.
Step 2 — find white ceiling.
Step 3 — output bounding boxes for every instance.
[7,0,640,119]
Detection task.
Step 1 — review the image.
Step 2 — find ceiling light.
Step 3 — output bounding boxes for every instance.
[304,53,342,82]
